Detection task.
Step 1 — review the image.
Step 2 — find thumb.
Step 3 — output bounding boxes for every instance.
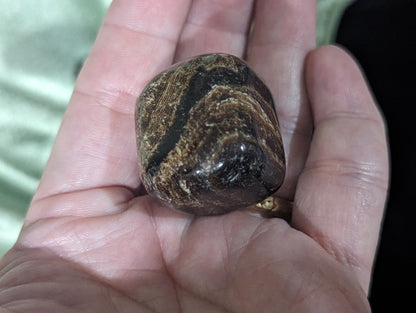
[293,45,389,292]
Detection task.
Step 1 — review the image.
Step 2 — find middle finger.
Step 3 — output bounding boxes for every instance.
[174,0,254,62]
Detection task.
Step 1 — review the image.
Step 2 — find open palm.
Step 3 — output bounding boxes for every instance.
[0,1,388,312]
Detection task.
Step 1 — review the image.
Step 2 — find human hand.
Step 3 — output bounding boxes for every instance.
[0,1,388,312]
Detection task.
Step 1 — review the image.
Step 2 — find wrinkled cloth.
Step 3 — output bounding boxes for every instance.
[0,0,353,257]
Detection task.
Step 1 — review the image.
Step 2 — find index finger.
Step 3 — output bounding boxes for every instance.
[247,0,317,198]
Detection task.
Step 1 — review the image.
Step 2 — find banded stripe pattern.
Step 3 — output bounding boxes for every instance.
[136,54,285,215]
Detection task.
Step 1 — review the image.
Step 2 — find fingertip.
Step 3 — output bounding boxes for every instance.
[305,45,360,98]
[305,45,355,73]
[305,45,382,124]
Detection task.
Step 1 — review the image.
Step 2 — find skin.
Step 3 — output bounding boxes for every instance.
[0,0,389,312]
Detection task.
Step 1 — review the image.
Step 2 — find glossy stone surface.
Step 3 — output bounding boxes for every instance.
[136,53,285,215]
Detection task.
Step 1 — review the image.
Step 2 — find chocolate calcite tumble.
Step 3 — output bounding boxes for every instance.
[136,53,285,215]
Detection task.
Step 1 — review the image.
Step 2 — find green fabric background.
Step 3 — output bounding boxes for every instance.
[0,0,352,257]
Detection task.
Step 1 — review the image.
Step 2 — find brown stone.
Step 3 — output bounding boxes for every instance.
[136,53,285,215]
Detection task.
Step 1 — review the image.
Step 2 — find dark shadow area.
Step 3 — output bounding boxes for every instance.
[336,0,416,311]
